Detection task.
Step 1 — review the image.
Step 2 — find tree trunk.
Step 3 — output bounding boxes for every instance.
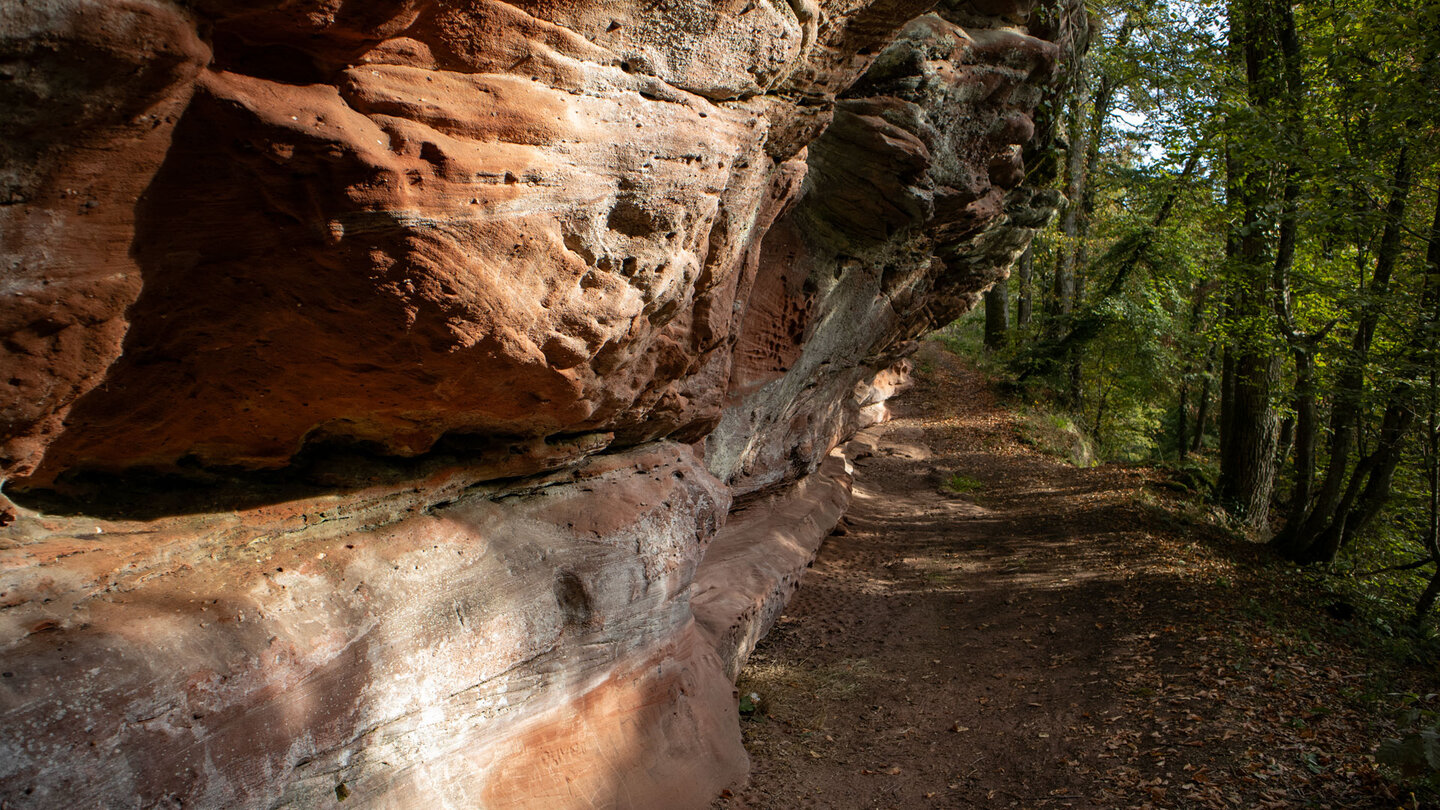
[1069,266,1084,407]
[1218,0,1283,531]
[1415,566,1440,623]
[1276,415,1294,472]
[1280,147,1414,559]
[1418,367,1440,624]
[1177,380,1190,460]
[1268,0,1315,535]
[1219,341,1236,468]
[984,277,1009,350]
[1052,89,1086,331]
[1429,370,1439,559]
[1285,350,1318,527]
[1339,403,1416,550]
[1193,350,1214,453]
[1338,179,1440,558]
[1177,282,1214,461]
[1017,245,1034,328]
[1220,351,1282,529]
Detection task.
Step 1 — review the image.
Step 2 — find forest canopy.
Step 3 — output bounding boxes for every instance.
[977,0,1440,621]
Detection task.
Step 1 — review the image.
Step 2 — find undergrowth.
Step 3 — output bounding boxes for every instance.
[943,473,984,494]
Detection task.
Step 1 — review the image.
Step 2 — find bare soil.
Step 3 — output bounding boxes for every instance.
[713,342,1432,810]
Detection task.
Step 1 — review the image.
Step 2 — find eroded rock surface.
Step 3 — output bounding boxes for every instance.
[0,0,1085,806]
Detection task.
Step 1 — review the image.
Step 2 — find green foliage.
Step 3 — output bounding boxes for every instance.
[986,0,1440,631]
[1154,455,1219,496]
[1015,407,1097,467]
[1377,695,1440,784]
[943,473,985,494]
[932,314,995,372]
[738,692,759,716]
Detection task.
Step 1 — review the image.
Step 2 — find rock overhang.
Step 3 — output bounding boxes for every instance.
[0,0,1087,805]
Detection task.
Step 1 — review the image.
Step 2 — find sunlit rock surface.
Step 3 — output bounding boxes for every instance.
[0,0,1085,805]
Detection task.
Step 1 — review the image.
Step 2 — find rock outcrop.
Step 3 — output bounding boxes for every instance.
[0,0,1085,806]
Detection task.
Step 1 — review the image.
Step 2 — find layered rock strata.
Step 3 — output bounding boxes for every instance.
[0,0,1084,806]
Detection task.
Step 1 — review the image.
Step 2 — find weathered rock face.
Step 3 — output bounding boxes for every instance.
[0,0,1084,806]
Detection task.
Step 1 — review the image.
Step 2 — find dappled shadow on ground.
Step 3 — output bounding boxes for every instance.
[715,342,1420,810]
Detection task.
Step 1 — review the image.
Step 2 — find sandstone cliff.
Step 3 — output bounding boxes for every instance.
[0,1,1084,806]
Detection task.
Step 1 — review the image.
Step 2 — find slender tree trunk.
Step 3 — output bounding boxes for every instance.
[1092,354,1110,439]
[1052,90,1086,331]
[1177,381,1190,460]
[1409,185,1440,622]
[1339,404,1416,550]
[1426,183,1440,561]
[1017,245,1034,328]
[1286,350,1318,527]
[1340,178,1440,559]
[1304,403,1411,563]
[1217,141,1241,481]
[1219,341,1236,468]
[984,277,1009,350]
[1268,0,1316,535]
[1276,415,1295,472]
[1418,367,1440,624]
[1177,282,1215,461]
[1049,13,1133,405]
[1429,368,1439,559]
[1069,265,1084,407]
[1415,567,1440,622]
[1193,350,1214,453]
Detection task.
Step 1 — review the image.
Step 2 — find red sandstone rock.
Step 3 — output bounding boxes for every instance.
[0,0,1087,806]
[0,0,209,480]
[3,0,1077,490]
[0,445,740,806]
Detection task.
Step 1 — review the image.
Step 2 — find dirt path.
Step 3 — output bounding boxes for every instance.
[713,343,1416,809]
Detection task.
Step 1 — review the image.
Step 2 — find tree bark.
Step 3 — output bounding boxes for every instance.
[1218,0,1283,530]
[1339,403,1416,550]
[1219,351,1282,528]
[1420,365,1440,624]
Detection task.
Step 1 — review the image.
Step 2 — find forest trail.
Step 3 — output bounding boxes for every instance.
[713,341,1417,810]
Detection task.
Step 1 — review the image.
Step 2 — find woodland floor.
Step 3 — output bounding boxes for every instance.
[712,341,1436,810]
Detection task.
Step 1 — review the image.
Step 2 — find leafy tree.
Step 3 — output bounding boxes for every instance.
[986,0,1440,621]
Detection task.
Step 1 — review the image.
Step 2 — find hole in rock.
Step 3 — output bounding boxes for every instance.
[554,570,595,628]
[209,32,328,85]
